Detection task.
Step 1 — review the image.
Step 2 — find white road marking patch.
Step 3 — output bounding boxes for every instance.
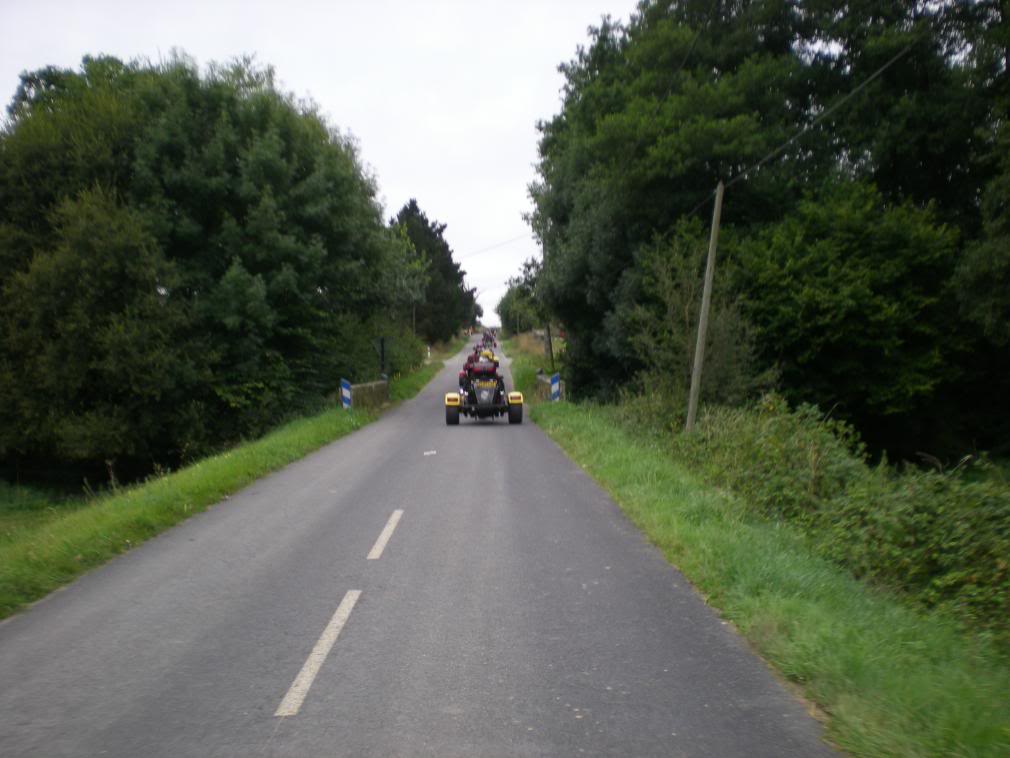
[423,450,437,456]
[274,589,361,717]
[367,509,404,560]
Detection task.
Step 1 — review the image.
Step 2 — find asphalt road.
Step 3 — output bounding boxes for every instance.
[0,346,835,757]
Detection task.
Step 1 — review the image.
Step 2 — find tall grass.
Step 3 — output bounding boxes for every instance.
[0,483,87,547]
[502,337,542,398]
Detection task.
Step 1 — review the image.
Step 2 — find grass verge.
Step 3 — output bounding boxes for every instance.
[531,402,1009,755]
[502,337,542,398]
[503,336,1010,755]
[0,346,458,621]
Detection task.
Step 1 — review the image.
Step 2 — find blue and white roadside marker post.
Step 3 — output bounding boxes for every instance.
[550,373,561,402]
[340,379,352,410]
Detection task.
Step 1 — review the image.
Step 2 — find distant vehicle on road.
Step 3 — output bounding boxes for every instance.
[446,348,522,425]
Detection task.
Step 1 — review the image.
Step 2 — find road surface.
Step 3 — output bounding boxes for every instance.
[0,346,834,757]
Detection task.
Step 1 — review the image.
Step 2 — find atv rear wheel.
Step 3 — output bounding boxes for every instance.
[507,403,523,424]
[446,406,460,425]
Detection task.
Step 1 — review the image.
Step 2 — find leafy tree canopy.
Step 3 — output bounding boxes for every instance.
[528,0,1009,456]
[392,199,478,343]
[0,54,429,479]
[496,258,543,335]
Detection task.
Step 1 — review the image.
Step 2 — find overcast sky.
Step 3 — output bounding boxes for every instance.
[0,0,640,325]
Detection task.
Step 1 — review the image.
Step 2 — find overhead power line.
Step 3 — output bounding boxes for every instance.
[687,187,719,218]
[654,1,716,114]
[457,233,532,261]
[683,41,916,218]
[682,42,916,431]
[724,42,915,191]
[669,10,708,82]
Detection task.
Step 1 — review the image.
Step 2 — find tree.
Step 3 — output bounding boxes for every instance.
[0,54,424,478]
[393,200,477,343]
[496,258,542,335]
[734,179,958,455]
[530,3,815,395]
[0,188,205,465]
[609,220,769,411]
[527,0,1008,456]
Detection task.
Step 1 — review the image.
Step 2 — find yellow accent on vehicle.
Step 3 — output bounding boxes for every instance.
[507,392,524,405]
[444,392,461,406]
[475,379,497,388]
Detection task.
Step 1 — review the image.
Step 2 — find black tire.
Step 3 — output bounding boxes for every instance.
[446,406,460,425]
[507,403,523,424]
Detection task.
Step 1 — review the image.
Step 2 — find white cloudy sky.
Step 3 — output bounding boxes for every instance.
[0,0,640,325]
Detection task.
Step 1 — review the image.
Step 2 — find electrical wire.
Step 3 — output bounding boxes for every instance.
[457,233,532,260]
[653,0,717,114]
[687,187,719,218]
[679,41,916,218]
[724,42,915,191]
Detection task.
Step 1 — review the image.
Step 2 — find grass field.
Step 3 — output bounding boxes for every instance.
[0,337,464,620]
[503,337,1010,757]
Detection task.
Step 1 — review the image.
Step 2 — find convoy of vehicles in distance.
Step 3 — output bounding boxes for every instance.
[445,330,523,425]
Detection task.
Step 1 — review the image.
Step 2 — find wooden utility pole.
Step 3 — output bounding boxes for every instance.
[539,239,554,371]
[685,180,725,432]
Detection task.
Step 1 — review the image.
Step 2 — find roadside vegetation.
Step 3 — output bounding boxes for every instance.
[0,340,462,621]
[510,1,1009,462]
[503,334,542,394]
[499,7,1010,750]
[389,338,466,402]
[665,399,1010,644]
[506,338,1010,756]
[0,54,479,489]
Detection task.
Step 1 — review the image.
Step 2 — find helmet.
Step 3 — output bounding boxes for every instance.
[480,349,494,361]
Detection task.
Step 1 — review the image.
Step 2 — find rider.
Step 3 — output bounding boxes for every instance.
[476,350,505,394]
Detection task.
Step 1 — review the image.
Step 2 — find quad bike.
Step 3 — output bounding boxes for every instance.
[445,361,522,425]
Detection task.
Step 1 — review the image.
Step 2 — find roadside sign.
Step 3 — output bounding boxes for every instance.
[550,373,561,402]
[340,378,352,410]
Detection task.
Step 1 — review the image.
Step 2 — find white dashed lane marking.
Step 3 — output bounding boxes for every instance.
[275,590,361,717]
[367,509,404,560]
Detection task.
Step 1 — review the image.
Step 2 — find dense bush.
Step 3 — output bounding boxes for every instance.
[671,395,865,520]
[822,465,1010,630]
[668,395,1010,640]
